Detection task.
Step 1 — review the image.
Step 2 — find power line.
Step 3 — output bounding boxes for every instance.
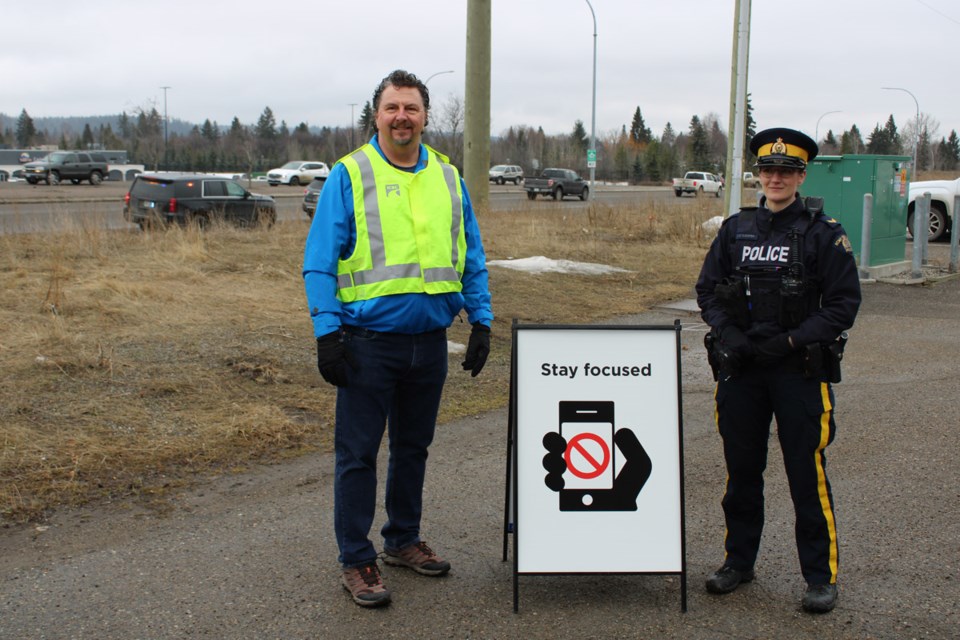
[915,0,960,26]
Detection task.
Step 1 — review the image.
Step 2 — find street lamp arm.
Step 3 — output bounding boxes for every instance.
[424,70,455,85]
[815,110,842,143]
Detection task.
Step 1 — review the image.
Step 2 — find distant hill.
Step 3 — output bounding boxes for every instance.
[0,113,197,138]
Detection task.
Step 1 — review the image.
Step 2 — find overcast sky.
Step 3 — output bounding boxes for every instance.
[3,0,958,144]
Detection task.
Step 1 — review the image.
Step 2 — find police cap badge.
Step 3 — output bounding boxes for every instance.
[749,127,818,169]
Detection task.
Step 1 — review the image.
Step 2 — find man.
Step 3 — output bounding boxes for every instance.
[695,127,861,614]
[302,69,493,608]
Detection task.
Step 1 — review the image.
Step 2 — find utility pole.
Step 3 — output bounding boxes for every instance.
[160,86,171,170]
[724,0,750,216]
[463,0,491,209]
[585,0,597,195]
[348,103,357,149]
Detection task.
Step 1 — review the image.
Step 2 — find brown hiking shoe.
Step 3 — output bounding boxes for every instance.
[383,541,451,576]
[341,562,391,607]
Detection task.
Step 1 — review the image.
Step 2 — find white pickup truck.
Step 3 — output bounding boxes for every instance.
[907,177,958,241]
[672,171,723,197]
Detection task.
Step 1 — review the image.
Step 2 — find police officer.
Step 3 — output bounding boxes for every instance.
[695,127,861,613]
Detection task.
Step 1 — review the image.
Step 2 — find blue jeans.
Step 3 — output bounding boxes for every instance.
[333,326,449,568]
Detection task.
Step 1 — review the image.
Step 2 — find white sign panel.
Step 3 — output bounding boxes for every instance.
[515,327,683,574]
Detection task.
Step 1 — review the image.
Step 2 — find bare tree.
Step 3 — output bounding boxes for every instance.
[428,93,465,169]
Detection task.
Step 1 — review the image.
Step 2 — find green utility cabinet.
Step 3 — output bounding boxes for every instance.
[803,155,910,267]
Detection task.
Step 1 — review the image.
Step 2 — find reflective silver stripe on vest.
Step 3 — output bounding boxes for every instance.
[339,149,462,291]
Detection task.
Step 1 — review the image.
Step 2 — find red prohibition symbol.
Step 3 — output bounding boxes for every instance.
[564,432,611,479]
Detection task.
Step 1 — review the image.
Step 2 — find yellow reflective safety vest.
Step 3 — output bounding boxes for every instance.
[335,144,467,303]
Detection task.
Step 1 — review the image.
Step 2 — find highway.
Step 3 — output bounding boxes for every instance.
[0,181,688,235]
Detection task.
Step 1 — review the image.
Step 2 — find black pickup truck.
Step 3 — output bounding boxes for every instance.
[523,167,590,201]
[23,151,110,185]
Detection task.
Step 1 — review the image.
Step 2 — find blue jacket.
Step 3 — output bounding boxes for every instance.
[303,136,493,337]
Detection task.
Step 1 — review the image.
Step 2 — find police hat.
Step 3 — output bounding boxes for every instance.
[749,127,818,169]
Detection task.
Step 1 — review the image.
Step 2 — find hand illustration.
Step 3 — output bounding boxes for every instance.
[542,428,652,511]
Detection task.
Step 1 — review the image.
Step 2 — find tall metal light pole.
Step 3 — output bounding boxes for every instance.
[585,0,597,195]
[160,86,170,170]
[348,103,357,149]
[881,86,919,172]
[425,70,455,85]
[815,110,842,147]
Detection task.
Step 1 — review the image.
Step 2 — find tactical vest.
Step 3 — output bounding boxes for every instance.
[335,144,467,303]
[727,198,822,327]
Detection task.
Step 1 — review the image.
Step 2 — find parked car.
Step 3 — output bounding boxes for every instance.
[301,177,326,218]
[122,173,277,229]
[22,151,109,185]
[907,177,958,242]
[742,171,761,188]
[524,168,589,201]
[489,164,524,185]
[672,171,724,197]
[266,161,330,186]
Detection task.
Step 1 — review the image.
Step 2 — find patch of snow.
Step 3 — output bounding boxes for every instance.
[487,255,629,275]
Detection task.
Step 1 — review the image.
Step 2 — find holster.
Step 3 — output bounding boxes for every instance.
[822,334,847,383]
[704,332,720,381]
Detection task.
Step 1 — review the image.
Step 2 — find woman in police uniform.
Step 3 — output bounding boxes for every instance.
[695,127,861,613]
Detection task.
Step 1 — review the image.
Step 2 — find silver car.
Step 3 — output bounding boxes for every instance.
[488,164,524,185]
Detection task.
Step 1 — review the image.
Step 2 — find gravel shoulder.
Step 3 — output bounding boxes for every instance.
[2,278,958,639]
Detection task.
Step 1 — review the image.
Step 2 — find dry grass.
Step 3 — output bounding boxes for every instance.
[0,197,722,522]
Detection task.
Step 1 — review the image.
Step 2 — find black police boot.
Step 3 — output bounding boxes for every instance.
[802,583,838,613]
[705,565,755,594]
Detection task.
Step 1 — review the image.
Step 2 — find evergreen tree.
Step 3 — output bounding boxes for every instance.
[359,101,375,140]
[571,119,589,153]
[744,93,757,165]
[662,122,676,146]
[629,107,652,145]
[613,142,630,181]
[255,107,278,140]
[81,123,95,149]
[868,115,902,154]
[630,153,644,183]
[686,115,710,169]
[16,109,36,147]
[201,119,219,142]
[883,115,902,154]
[946,130,959,169]
[840,125,864,154]
[118,112,132,139]
[643,139,662,183]
[822,130,839,155]
[916,126,931,171]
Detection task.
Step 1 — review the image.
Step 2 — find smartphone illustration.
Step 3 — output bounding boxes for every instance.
[559,401,615,491]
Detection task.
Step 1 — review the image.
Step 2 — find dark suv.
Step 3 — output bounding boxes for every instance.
[123,173,277,229]
[301,177,326,218]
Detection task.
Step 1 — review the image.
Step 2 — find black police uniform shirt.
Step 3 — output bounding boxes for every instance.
[696,195,861,348]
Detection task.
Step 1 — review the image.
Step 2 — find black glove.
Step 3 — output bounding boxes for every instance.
[754,333,794,367]
[719,325,753,359]
[316,331,355,387]
[461,323,490,377]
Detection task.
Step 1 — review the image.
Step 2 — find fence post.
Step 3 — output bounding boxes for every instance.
[859,193,873,279]
[951,195,959,274]
[912,193,930,279]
